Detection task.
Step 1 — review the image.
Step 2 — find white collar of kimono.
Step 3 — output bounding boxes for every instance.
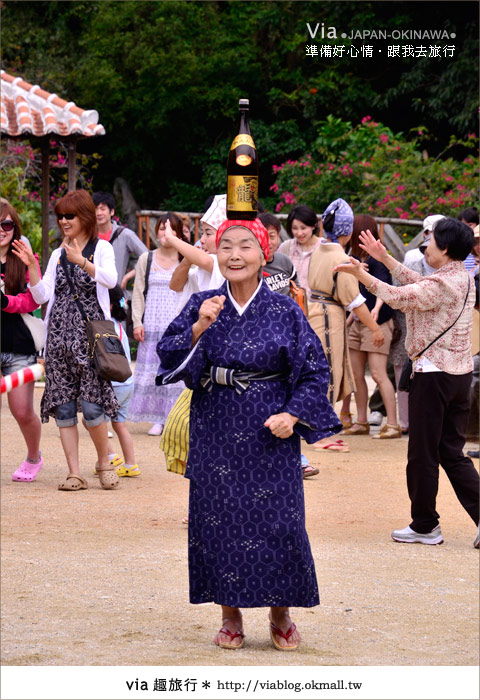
[227,279,263,316]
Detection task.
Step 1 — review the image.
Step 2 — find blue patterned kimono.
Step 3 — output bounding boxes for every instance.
[156,281,341,608]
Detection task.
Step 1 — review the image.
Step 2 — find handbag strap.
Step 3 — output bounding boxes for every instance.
[59,239,99,322]
[109,225,124,246]
[143,250,153,300]
[416,277,471,358]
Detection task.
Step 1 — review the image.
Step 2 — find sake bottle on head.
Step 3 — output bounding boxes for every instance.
[227,99,259,220]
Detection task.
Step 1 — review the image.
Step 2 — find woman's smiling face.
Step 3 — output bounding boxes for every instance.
[200,223,217,253]
[291,218,315,245]
[57,213,83,240]
[217,227,265,283]
[0,217,15,249]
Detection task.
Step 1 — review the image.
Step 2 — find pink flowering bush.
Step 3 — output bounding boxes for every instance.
[271,116,479,239]
[0,140,101,262]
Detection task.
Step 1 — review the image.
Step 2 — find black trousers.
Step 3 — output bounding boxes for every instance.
[407,371,479,532]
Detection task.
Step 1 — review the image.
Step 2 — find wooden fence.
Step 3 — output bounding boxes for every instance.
[136,211,425,262]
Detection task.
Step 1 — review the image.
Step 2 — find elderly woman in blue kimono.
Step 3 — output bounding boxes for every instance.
[156,218,341,651]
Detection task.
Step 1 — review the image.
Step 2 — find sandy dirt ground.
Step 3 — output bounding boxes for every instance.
[1,386,479,669]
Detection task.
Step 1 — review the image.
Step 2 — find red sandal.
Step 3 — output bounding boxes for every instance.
[215,626,245,650]
[269,621,299,651]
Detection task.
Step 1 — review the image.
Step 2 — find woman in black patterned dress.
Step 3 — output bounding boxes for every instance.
[13,190,120,491]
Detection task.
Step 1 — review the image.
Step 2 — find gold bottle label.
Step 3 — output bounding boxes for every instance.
[230,134,255,150]
[236,154,252,166]
[227,175,258,211]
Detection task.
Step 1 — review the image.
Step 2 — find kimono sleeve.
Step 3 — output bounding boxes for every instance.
[155,294,209,389]
[283,305,342,443]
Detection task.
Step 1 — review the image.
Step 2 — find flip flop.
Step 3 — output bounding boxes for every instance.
[58,474,88,491]
[269,620,299,651]
[215,626,245,650]
[313,440,350,452]
[302,465,320,478]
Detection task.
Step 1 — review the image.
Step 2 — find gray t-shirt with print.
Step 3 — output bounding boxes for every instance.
[263,252,298,295]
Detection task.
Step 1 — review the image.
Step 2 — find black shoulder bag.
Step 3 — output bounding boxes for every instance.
[60,246,132,383]
[398,278,471,392]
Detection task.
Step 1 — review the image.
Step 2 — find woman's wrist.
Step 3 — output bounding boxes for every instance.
[362,272,376,290]
[81,257,87,270]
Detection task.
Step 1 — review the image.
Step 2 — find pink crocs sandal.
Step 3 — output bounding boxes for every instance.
[12,455,43,482]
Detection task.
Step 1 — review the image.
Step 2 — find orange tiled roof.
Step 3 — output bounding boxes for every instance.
[1,71,105,138]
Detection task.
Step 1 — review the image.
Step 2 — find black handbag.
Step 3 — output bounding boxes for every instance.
[398,358,414,392]
[60,248,132,383]
[398,279,471,392]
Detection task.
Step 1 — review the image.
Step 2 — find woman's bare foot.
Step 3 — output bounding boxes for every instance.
[214,606,244,649]
[269,606,301,649]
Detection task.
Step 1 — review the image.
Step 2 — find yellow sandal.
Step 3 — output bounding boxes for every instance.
[341,421,370,435]
[372,424,402,439]
[339,411,353,429]
[116,464,141,477]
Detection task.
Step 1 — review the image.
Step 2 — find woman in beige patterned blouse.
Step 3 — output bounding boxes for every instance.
[334,218,479,550]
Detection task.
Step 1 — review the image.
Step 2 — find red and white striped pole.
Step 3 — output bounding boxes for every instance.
[1,363,44,394]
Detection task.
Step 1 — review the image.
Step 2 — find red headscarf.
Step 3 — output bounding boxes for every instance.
[216,219,269,260]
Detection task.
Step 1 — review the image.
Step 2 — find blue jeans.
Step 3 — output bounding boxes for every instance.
[1,352,37,375]
[55,399,105,428]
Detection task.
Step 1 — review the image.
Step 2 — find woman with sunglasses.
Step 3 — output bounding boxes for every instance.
[13,189,120,491]
[1,200,43,481]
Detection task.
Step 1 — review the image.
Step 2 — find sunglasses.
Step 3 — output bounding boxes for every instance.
[0,219,16,232]
[56,213,77,221]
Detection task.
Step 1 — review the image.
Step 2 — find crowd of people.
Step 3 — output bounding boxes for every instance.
[2,187,479,651]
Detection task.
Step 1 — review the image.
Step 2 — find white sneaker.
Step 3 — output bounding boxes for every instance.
[391,524,443,545]
[107,430,113,438]
[474,524,480,549]
[368,411,383,426]
[148,423,164,436]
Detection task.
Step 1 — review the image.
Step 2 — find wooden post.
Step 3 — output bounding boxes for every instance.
[67,141,77,191]
[136,214,150,248]
[40,140,50,274]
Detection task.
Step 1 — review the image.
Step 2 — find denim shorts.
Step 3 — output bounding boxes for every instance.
[110,383,134,423]
[55,399,105,428]
[1,352,37,376]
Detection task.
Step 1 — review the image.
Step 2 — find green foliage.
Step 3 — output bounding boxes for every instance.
[271,116,479,240]
[0,141,44,257]
[0,139,101,263]
[1,1,478,209]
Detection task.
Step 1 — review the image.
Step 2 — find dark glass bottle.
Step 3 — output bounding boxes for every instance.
[226,99,258,220]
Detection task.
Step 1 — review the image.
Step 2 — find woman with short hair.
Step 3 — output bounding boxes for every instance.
[14,189,119,491]
[334,218,479,548]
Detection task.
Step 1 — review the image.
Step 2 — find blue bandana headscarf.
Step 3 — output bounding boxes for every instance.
[321,198,354,243]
